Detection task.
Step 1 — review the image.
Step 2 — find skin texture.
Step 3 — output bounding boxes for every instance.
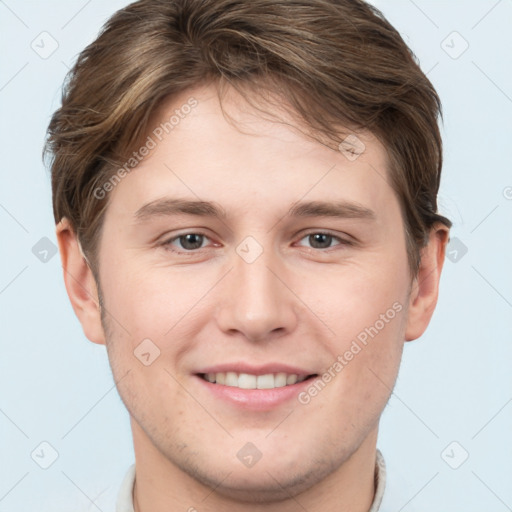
[57,83,449,512]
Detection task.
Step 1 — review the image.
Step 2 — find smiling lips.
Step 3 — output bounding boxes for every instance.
[200,371,312,390]
[196,362,317,391]
[195,364,319,409]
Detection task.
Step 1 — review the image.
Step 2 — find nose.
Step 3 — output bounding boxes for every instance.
[214,243,299,343]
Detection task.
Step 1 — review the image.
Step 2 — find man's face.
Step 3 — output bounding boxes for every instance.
[96,84,412,499]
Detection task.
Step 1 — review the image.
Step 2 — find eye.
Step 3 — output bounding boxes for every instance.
[160,230,351,254]
[162,233,212,252]
[296,232,350,250]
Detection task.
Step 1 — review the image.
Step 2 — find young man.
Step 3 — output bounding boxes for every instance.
[45,0,452,510]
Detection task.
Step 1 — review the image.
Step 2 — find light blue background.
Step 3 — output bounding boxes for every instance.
[1,1,511,510]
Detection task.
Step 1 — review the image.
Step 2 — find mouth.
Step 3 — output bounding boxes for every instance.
[193,363,319,410]
[197,371,318,390]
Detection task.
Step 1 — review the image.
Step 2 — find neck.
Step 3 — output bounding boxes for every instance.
[131,419,379,512]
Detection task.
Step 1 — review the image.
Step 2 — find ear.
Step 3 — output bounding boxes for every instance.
[405,223,450,342]
[56,218,106,345]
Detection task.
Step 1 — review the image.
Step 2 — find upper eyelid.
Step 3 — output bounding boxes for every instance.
[163,232,213,249]
[295,231,352,249]
[296,229,348,240]
[163,231,213,242]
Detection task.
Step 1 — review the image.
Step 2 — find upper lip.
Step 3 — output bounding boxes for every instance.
[195,362,316,377]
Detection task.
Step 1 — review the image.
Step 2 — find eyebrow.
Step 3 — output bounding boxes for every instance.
[288,200,376,220]
[134,197,376,222]
[135,198,228,221]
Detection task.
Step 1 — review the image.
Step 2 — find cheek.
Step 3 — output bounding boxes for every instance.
[310,304,406,441]
[99,257,198,337]
[99,257,215,385]
[308,253,409,399]
[307,256,409,345]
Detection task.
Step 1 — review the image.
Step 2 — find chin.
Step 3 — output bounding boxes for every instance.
[182,460,333,503]
[160,438,345,504]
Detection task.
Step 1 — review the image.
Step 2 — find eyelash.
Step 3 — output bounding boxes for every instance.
[160,230,352,254]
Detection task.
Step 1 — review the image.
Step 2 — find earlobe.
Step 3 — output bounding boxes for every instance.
[404,224,450,342]
[56,218,106,345]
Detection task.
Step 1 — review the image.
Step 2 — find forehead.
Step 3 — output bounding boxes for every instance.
[106,83,397,224]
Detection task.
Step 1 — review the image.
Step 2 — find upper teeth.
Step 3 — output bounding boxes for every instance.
[203,372,307,389]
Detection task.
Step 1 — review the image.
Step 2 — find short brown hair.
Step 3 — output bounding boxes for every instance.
[45,0,452,278]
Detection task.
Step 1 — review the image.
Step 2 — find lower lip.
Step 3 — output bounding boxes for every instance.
[194,375,315,410]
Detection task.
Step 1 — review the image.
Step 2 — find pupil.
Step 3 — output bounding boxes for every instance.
[310,233,331,248]
[181,234,203,250]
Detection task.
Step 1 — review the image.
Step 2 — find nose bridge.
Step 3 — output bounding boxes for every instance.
[215,236,298,342]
